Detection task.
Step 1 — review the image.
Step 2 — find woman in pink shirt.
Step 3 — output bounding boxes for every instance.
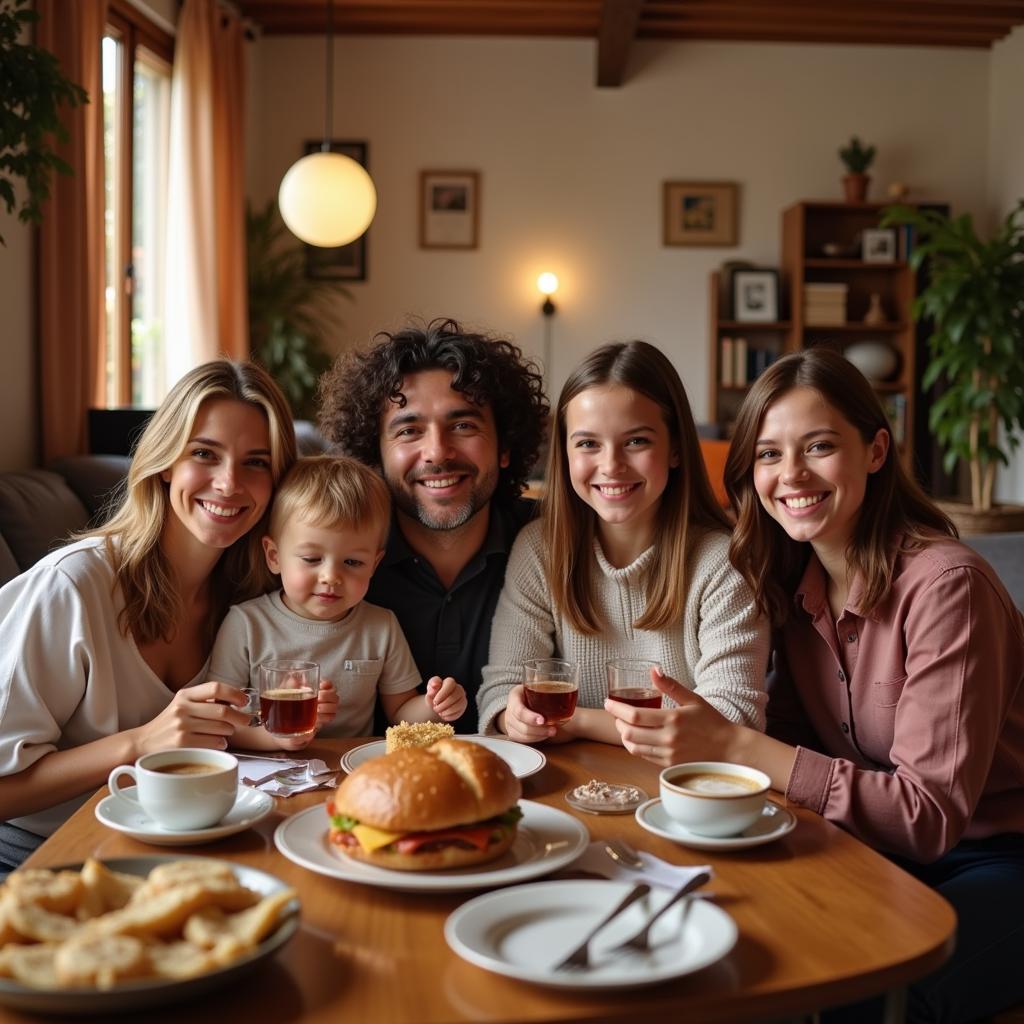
[605,349,1024,1024]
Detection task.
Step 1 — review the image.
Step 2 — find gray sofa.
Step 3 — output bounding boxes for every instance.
[0,456,130,588]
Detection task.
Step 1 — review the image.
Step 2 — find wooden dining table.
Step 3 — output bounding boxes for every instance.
[9,738,954,1024]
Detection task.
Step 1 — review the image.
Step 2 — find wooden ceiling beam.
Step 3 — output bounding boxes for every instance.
[596,0,644,86]
[642,2,1024,31]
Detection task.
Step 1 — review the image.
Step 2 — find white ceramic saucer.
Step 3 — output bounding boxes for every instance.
[635,797,797,851]
[95,787,275,846]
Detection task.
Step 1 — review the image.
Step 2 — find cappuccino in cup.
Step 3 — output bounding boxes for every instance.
[660,761,771,837]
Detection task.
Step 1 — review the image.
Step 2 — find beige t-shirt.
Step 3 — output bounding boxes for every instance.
[209,592,421,737]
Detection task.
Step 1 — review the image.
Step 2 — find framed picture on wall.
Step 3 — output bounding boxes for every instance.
[662,181,738,246]
[304,140,368,281]
[862,227,896,263]
[733,269,780,322]
[419,170,480,249]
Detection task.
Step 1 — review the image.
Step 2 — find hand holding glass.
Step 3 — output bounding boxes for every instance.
[522,658,579,725]
[242,660,320,738]
[607,659,663,709]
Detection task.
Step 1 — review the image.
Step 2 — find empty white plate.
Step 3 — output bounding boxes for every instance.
[95,786,275,846]
[340,735,546,779]
[635,797,797,851]
[445,878,737,989]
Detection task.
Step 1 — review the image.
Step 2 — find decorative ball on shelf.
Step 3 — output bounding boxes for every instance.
[843,340,900,382]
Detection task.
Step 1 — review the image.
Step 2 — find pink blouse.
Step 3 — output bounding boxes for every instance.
[769,534,1024,862]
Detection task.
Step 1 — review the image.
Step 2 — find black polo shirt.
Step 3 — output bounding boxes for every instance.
[365,497,536,734]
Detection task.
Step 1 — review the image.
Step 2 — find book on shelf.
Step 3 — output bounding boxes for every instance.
[720,337,734,386]
[733,337,748,386]
[881,393,907,446]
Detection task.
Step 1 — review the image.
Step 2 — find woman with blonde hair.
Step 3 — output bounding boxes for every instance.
[0,360,296,869]
[606,347,1024,1022]
[477,340,768,746]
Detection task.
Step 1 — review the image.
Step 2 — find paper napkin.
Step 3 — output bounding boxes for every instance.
[236,756,338,797]
[570,841,713,890]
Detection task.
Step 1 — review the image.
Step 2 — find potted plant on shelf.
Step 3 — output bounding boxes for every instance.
[882,200,1024,534]
[838,136,875,203]
[246,199,349,420]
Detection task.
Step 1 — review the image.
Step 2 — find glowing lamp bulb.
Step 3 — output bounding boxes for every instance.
[537,272,559,296]
[278,151,377,247]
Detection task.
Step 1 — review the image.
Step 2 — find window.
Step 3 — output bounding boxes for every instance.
[102,4,173,408]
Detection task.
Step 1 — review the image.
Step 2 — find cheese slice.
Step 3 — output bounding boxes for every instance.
[351,823,406,853]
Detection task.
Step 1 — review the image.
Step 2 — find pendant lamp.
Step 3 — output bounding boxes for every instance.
[278,0,376,247]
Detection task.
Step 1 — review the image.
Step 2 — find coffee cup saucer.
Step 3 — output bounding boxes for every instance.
[635,797,797,851]
[95,787,275,846]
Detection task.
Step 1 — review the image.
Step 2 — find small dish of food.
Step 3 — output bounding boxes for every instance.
[565,779,648,816]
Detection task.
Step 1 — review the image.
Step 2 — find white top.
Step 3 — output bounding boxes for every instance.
[477,521,769,734]
[208,592,422,737]
[0,538,203,837]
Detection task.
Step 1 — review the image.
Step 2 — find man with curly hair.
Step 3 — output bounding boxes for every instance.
[318,318,549,732]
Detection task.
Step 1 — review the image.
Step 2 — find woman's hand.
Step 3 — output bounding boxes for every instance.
[604,669,737,766]
[498,685,559,743]
[128,682,252,758]
[426,676,467,722]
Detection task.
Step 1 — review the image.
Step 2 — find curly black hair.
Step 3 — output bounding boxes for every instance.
[317,318,549,504]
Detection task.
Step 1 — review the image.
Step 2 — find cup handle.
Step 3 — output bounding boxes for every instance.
[107,765,140,808]
[239,687,260,727]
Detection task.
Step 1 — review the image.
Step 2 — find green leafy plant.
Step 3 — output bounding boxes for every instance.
[246,199,350,419]
[882,201,1024,511]
[838,136,876,175]
[0,0,89,245]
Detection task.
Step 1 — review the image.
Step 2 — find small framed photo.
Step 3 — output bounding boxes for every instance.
[303,140,368,282]
[419,170,480,249]
[862,228,896,263]
[733,269,780,322]
[662,181,738,247]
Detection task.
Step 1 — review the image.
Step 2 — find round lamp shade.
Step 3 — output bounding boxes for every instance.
[278,151,377,247]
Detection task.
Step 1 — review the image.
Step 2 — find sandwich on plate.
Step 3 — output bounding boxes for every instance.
[327,738,523,871]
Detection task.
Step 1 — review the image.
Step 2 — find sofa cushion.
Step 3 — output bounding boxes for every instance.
[50,454,130,520]
[0,470,90,579]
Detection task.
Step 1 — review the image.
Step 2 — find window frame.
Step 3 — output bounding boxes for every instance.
[103,0,173,407]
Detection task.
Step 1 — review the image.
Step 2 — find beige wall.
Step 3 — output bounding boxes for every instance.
[247,35,990,423]
[989,25,1024,503]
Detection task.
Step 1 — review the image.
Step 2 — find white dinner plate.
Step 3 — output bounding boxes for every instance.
[445,878,737,989]
[95,787,275,846]
[274,799,588,893]
[340,735,546,779]
[0,856,298,1014]
[635,797,797,851]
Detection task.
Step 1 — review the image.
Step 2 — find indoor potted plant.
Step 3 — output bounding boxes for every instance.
[882,200,1024,533]
[246,199,349,420]
[838,136,875,203]
[0,0,88,245]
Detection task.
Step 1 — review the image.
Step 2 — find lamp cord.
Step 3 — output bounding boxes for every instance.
[321,0,334,152]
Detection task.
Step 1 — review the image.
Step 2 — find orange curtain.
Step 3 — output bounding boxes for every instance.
[165,0,248,388]
[36,0,107,462]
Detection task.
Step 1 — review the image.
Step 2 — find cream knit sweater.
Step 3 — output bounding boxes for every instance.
[477,520,769,734]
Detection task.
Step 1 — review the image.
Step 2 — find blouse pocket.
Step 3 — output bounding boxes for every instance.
[872,675,907,708]
[339,659,384,676]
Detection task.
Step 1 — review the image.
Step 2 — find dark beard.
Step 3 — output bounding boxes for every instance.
[387,464,499,532]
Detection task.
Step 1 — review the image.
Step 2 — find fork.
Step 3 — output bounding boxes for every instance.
[553,883,651,971]
[604,838,645,869]
[609,870,711,952]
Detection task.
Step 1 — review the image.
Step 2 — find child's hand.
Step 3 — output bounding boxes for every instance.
[498,685,557,744]
[425,676,467,722]
[314,680,339,731]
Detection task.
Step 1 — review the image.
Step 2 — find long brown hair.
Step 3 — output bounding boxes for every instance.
[89,360,297,645]
[724,348,955,624]
[543,341,729,634]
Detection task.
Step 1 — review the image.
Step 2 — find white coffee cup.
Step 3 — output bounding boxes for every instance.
[107,748,239,831]
[659,761,771,837]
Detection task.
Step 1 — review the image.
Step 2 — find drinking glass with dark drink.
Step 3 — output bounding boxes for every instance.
[606,658,663,709]
[522,658,579,726]
[256,660,319,738]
